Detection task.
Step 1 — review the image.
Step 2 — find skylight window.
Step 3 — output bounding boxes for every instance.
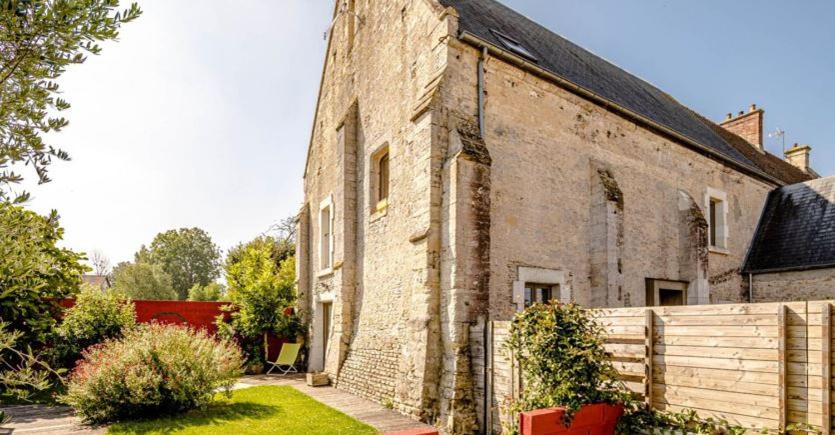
[491,29,538,62]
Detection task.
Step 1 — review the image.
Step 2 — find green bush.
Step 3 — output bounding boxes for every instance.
[505,302,627,421]
[62,323,244,423]
[52,287,136,368]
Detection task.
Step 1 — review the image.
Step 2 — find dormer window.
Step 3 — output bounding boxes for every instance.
[491,29,538,62]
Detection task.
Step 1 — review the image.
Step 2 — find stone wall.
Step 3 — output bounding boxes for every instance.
[751,268,835,302]
[439,35,779,318]
[298,0,451,419]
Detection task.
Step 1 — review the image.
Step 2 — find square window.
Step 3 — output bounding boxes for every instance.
[524,283,557,308]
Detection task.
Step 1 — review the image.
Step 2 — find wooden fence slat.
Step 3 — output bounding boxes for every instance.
[779,303,788,431]
[645,309,653,406]
[822,303,831,435]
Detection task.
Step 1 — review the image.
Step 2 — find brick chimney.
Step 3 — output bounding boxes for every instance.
[720,104,764,153]
[784,143,813,173]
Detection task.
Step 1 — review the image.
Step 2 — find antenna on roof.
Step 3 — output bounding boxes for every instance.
[769,128,786,153]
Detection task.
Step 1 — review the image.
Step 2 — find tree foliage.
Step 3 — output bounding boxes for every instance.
[0,321,59,401]
[220,236,301,362]
[0,202,87,345]
[110,261,176,301]
[187,282,225,302]
[0,0,141,202]
[136,228,221,300]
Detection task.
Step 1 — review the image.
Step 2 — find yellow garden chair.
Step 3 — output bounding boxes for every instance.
[266,342,301,375]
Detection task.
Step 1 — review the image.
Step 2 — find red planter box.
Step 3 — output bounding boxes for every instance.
[382,429,439,435]
[519,403,624,435]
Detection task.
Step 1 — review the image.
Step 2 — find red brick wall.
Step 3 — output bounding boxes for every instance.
[59,299,229,334]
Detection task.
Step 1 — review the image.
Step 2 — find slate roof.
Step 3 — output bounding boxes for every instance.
[438,0,808,185]
[744,176,835,273]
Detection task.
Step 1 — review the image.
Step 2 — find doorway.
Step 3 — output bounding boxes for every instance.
[321,302,332,369]
[646,279,688,306]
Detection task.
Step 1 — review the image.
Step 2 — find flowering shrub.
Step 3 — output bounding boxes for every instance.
[62,323,244,423]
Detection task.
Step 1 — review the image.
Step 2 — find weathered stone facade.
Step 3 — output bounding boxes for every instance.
[297,1,811,432]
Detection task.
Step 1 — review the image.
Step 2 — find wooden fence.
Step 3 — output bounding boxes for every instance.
[481,300,835,434]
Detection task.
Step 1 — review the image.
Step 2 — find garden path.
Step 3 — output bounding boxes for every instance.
[0,374,435,434]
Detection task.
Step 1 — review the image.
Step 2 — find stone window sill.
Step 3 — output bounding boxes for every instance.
[317,267,334,278]
[709,246,730,255]
[370,204,388,223]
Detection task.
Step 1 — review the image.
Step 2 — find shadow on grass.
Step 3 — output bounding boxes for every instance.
[107,400,280,434]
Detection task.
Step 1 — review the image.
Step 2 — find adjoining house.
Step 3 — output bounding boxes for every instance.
[81,274,111,291]
[295,0,824,431]
[744,175,835,301]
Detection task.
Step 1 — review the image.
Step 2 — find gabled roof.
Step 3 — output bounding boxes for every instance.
[438,0,807,185]
[744,176,835,273]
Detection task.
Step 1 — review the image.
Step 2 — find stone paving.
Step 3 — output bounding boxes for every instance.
[0,374,433,434]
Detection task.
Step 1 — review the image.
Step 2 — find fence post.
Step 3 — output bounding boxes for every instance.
[645,308,654,407]
[823,303,831,435]
[778,304,788,432]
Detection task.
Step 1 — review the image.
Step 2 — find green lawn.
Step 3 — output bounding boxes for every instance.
[107,385,377,435]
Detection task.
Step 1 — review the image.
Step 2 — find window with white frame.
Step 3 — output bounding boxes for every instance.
[705,188,728,250]
[319,197,334,272]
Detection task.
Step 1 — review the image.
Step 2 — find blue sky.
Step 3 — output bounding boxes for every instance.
[24,0,834,266]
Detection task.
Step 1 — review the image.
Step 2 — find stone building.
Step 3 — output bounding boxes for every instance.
[744,175,835,302]
[295,0,821,431]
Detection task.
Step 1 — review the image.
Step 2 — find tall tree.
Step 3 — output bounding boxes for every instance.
[220,237,299,362]
[110,261,176,301]
[138,228,221,300]
[0,0,141,203]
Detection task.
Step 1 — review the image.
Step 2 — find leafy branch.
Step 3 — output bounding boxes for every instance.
[0,0,142,202]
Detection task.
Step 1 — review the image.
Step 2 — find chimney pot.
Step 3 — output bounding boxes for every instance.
[726,113,733,120]
[739,111,744,116]
[750,104,757,112]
